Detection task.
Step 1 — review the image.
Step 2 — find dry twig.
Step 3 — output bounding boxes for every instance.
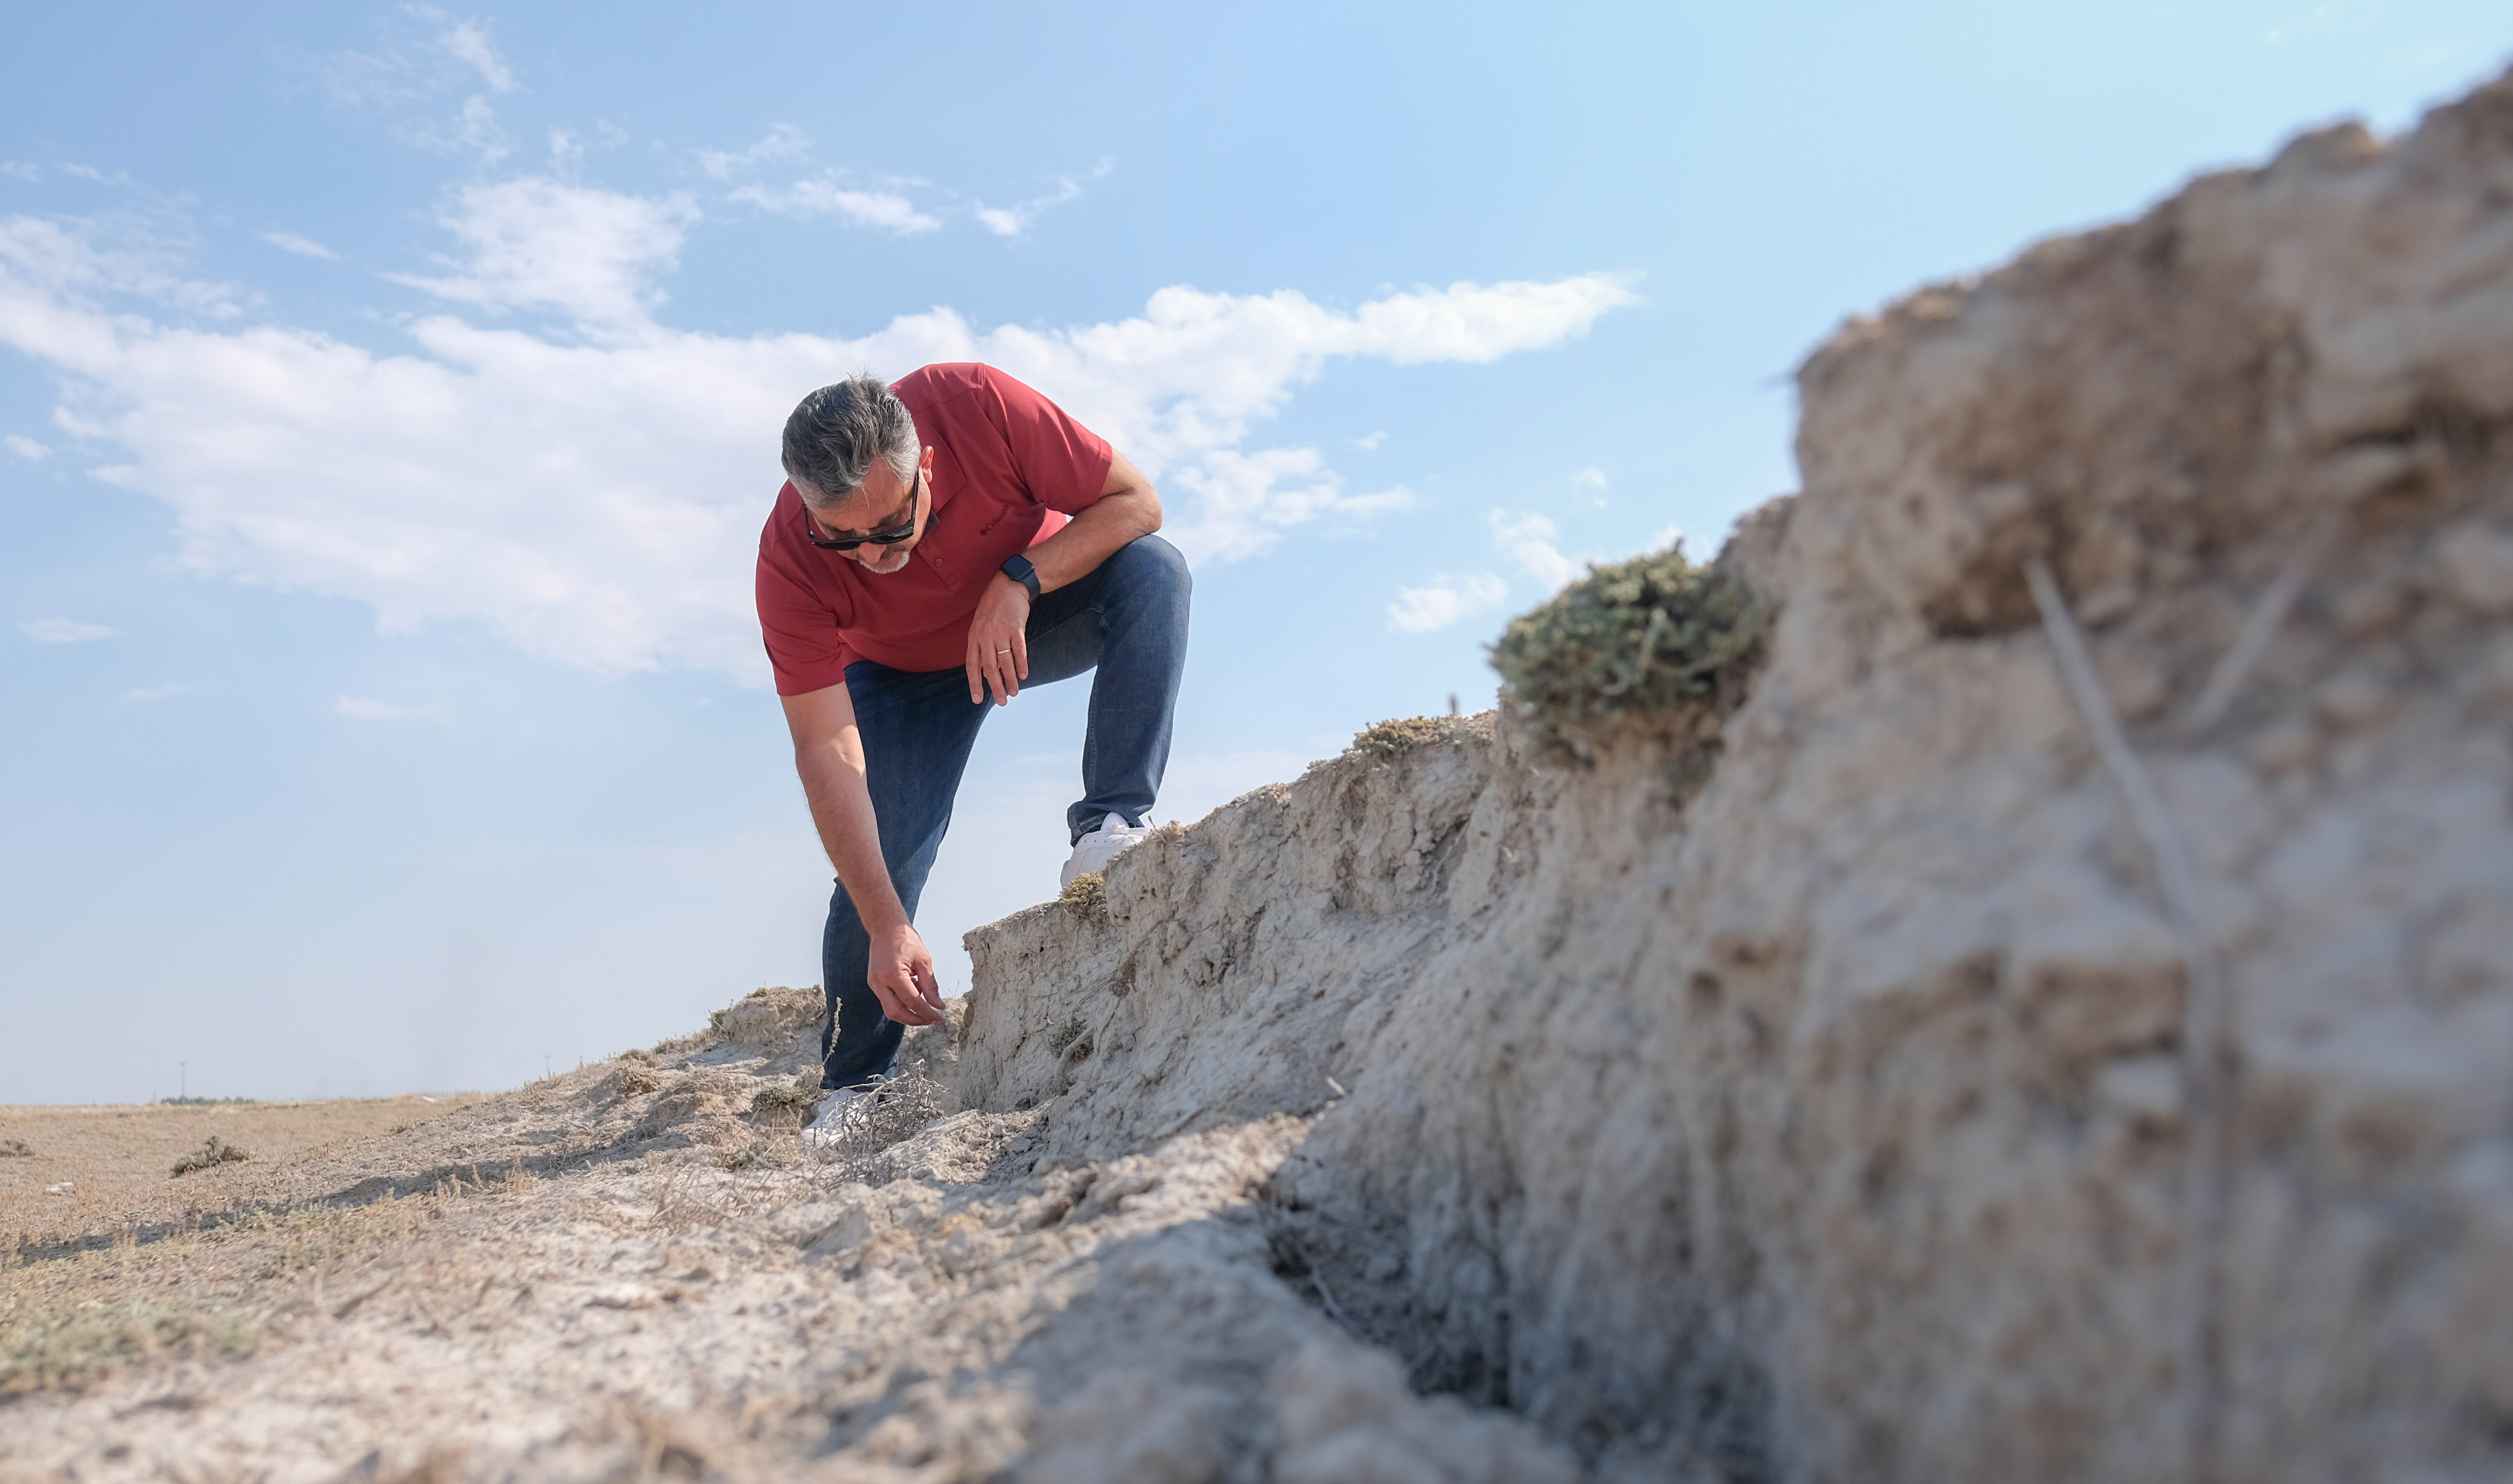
[2182,508,2345,732]
[2026,559,2235,1484]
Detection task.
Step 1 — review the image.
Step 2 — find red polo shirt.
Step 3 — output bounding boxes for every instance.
[755,364,1115,696]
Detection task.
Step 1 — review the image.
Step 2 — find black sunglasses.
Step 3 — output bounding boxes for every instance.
[805,470,924,551]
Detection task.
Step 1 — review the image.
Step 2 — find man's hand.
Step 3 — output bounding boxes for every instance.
[965,572,1032,705]
[868,921,945,1026]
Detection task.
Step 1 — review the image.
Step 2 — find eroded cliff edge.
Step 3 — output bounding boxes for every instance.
[955,75,2513,1483]
[11,68,2511,1484]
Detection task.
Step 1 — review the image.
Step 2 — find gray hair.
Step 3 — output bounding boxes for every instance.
[781,375,921,510]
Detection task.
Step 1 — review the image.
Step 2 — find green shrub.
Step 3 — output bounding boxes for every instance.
[1048,1016,1090,1056]
[1489,542,1770,769]
[1059,872,1106,921]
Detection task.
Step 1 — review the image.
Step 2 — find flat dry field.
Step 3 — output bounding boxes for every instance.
[0,1097,485,1252]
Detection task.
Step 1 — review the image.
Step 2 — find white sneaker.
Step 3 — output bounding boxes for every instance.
[1061,814,1150,890]
[801,1065,896,1152]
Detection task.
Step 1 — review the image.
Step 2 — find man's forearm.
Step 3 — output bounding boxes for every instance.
[796,742,907,932]
[1021,487,1159,594]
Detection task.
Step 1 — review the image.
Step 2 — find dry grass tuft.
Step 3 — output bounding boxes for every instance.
[1,1194,459,1398]
[749,1081,813,1118]
[0,1297,259,1394]
[715,1136,800,1172]
[1059,872,1107,921]
[810,1074,948,1168]
[611,1063,666,1099]
[0,1140,31,1158]
[169,1135,250,1178]
[713,986,823,1051]
[1348,714,1469,762]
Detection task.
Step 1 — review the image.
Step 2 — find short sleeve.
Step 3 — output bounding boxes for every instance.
[974,366,1115,514]
[755,528,855,696]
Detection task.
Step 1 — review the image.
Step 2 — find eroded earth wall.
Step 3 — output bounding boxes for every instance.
[955,74,2513,1484]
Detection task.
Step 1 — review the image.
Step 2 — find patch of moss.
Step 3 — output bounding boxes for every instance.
[1488,542,1770,769]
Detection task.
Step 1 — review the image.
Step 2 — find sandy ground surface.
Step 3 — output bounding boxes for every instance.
[1,1097,488,1254]
[0,984,1571,1483]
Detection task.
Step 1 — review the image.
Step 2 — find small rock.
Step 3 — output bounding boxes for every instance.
[585,1285,660,1310]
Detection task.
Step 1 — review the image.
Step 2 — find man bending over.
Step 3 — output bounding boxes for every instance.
[754,364,1191,1147]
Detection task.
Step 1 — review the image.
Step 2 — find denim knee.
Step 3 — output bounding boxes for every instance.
[1113,533,1191,604]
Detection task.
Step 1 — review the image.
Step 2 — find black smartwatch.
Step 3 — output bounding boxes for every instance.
[1000,553,1041,600]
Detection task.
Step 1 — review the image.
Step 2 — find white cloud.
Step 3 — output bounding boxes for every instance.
[1354,431,1386,451]
[1167,448,1414,564]
[414,93,514,163]
[0,192,1637,680]
[6,433,50,459]
[703,128,940,234]
[120,681,195,703]
[262,231,340,261]
[730,179,940,235]
[975,161,1112,239]
[698,126,811,182]
[1647,522,1685,553]
[415,8,516,93]
[308,9,519,159]
[1573,466,1606,489]
[389,179,697,328]
[1489,509,1585,590]
[0,210,249,318]
[335,695,452,723]
[0,162,37,183]
[1388,572,1510,634]
[21,617,113,643]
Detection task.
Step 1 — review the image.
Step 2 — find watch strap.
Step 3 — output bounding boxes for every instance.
[1001,553,1042,600]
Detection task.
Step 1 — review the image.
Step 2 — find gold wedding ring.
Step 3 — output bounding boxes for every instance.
[994,647,1013,655]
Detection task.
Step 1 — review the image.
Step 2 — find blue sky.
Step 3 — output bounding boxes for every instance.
[4,2,2507,1103]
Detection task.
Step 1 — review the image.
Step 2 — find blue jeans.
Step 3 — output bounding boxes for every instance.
[819,534,1191,1089]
